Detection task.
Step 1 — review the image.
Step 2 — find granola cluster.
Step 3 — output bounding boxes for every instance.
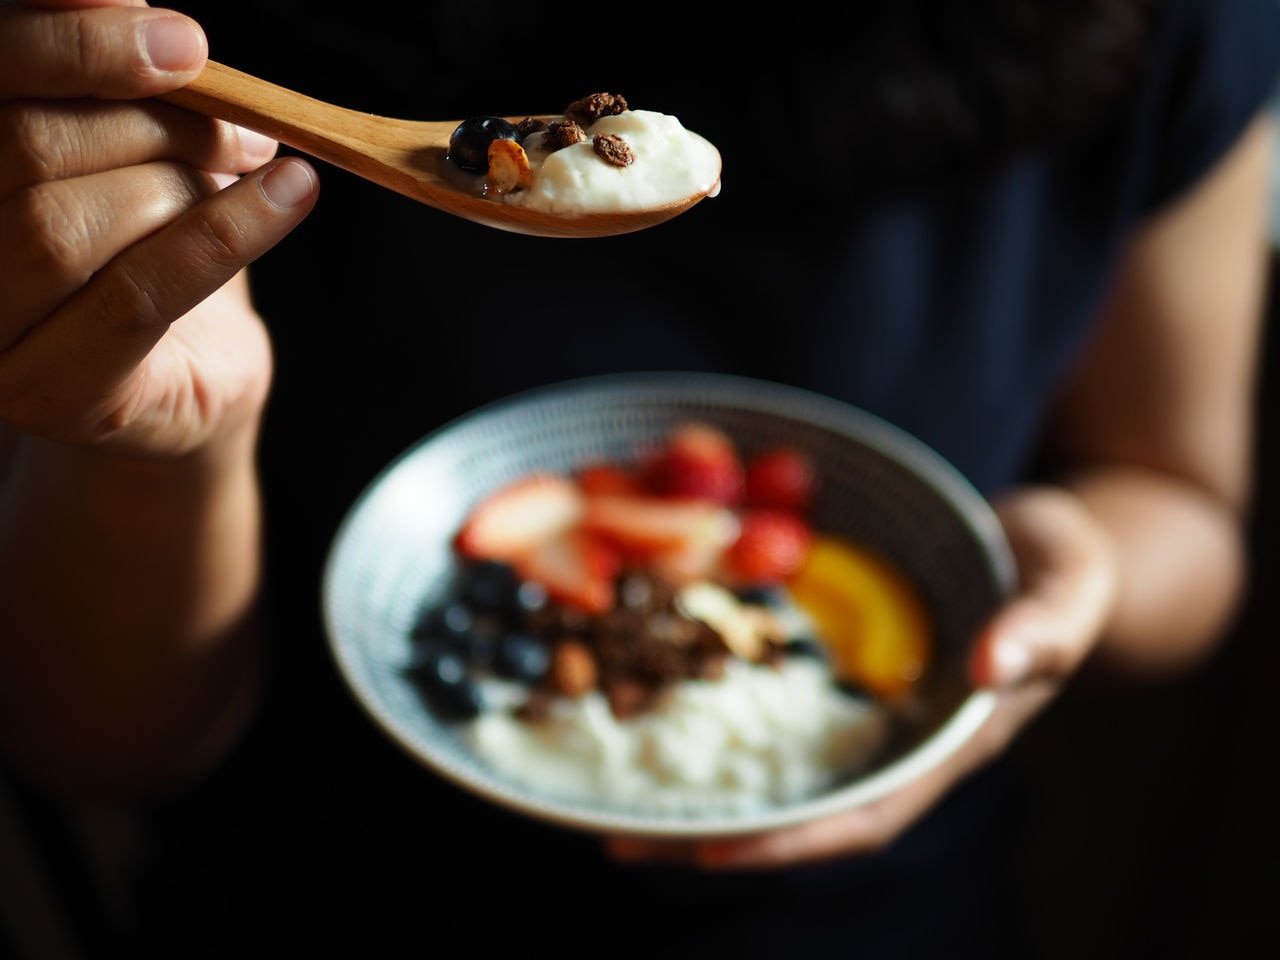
[591,132,635,168]
[564,92,629,126]
[486,92,638,195]
[516,572,791,723]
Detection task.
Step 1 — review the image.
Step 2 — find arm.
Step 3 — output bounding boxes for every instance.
[0,406,264,800]
[607,110,1276,870]
[0,1,319,801]
[1042,111,1274,675]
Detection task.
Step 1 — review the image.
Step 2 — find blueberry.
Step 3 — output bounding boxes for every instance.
[405,639,467,686]
[405,641,485,720]
[447,116,519,171]
[412,599,473,643]
[430,677,486,720]
[513,580,550,617]
[736,585,788,609]
[461,560,519,612]
[786,636,830,663]
[835,678,875,702]
[495,631,551,682]
[462,612,502,667]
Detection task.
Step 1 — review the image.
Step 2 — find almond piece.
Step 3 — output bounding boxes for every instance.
[486,138,533,195]
[549,640,598,698]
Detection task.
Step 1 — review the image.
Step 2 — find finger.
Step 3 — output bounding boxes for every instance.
[0,98,278,196]
[969,486,1118,688]
[0,160,235,343]
[0,4,206,98]
[15,2,149,9]
[605,836,701,866]
[607,808,886,870]
[0,5,278,193]
[696,808,888,869]
[0,156,317,439]
[606,754,946,871]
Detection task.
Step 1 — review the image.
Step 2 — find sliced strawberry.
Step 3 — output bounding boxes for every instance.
[575,462,645,497]
[513,528,620,615]
[720,509,815,585]
[453,473,584,562]
[744,447,816,512]
[645,421,745,505]
[647,528,739,584]
[583,493,740,560]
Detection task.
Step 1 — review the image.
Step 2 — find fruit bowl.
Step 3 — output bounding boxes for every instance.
[322,371,1016,838]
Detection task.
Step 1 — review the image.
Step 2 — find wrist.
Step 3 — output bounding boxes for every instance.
[14,405,260,488]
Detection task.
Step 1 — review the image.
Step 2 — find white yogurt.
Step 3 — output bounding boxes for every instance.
[508,109,721,215]
[464,657,887,817]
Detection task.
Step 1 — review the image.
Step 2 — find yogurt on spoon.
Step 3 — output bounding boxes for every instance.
[447,92,722,216]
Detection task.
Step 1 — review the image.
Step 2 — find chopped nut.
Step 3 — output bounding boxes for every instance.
[762,639,789,670]
[743,606,793,647]
[618,573,672,611]
[592,133,635,168]
[485,138,533,194]
[604,679,652,720]
[548,640,598,698]
[645,611,703,646]
[676,582,768,662]
[564,92,629,126]
[515,689,554,724]
[693,650,729,682]
[515,116,547,139]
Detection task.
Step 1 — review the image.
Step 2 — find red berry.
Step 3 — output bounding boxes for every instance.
[721,509,814,585]
[453,474,585,562]
[583,493,739,559]
[744,448,816,512]
[646,422,744,505]
[576,462,645,497]
[514,528,620,615]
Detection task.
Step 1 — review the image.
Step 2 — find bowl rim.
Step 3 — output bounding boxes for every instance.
[322,370,1016,838]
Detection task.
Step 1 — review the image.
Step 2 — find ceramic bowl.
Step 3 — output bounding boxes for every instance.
[322,371,1015,838]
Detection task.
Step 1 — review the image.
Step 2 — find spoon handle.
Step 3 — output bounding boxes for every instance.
[158,60,444,196]
[162,61,352,146]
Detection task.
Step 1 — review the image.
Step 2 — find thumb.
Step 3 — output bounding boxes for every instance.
[969,486,1118,689]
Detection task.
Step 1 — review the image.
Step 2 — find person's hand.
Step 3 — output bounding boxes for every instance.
[0,0,318,456]
[604,484,1118,870]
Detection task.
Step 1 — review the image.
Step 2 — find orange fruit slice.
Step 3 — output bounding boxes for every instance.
[786,535,932,699]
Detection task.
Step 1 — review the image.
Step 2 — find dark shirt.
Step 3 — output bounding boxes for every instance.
[131,0,1280,957]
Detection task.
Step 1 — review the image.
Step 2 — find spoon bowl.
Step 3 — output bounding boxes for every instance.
[159,61,720,239]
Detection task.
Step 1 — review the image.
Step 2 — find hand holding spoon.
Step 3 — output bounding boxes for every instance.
[159,61,721,239]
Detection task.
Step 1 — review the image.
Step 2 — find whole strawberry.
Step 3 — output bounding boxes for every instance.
[745,447,816,513]
[646,422,745,506]
[721,509,815,585]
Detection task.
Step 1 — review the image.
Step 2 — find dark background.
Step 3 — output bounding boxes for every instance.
[1013,244,1280,957]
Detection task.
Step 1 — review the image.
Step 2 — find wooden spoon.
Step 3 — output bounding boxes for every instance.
[159,60,720,239]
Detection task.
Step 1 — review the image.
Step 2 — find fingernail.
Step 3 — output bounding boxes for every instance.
[237,127,278,160]
[144,17,204,73]
[991,638,1032,686]
[260,159,315,208]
